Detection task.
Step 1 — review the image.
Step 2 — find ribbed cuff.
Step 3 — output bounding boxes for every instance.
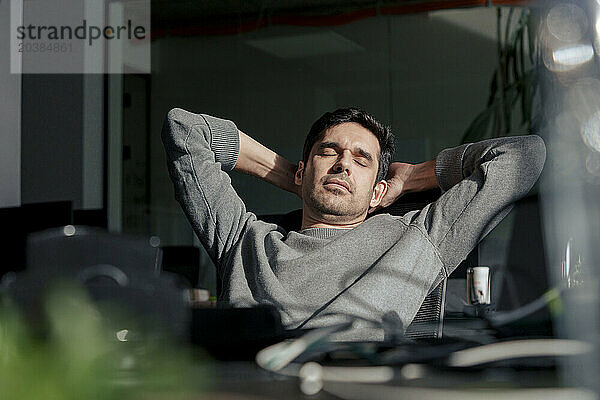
[201,114,240,171]
[435,143,469,192]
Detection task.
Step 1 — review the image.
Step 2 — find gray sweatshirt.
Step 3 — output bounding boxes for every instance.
[162,108,546,341]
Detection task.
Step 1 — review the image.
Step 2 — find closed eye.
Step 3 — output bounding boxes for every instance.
[355,159,367,167]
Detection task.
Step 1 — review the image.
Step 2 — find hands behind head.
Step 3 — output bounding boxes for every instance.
[368,162,414,214]
[294,160,416,213]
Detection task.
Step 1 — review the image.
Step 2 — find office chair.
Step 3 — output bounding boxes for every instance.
[375,189,447,339]
[161,245,201,288]
[404,279,446,339]
[259,188,448,340]
[7,226,189,340]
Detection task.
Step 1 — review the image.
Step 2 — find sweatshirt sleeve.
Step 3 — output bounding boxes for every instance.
[161,108,254,271]
[413,135,546,278]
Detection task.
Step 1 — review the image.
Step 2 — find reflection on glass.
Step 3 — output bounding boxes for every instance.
[63,225,76,236]
[540,1,600,391]
[582,111,600,152]
[116,329,129,342]
[562,78,600,152]
[552,44,594,67]
[547,3,589,42]
[586,150,600,176]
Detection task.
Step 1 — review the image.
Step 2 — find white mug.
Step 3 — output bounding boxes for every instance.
[467,266,491,305]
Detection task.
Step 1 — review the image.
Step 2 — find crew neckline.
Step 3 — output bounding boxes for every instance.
[297,227,353,239]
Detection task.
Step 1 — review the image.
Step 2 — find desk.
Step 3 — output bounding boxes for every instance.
[200,359,592,400]
[204,361,341,399]
[189,305,586,399]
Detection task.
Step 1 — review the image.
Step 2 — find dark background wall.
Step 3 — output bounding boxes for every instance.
[0,0,21,208]
[21,75,84,209]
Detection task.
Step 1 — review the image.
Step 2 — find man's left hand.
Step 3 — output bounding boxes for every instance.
[368,162,414,213]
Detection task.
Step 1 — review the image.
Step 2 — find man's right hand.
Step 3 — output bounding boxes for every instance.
[235,129,302,197]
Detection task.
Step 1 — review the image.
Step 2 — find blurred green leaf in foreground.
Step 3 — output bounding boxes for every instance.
[0,282,206,400]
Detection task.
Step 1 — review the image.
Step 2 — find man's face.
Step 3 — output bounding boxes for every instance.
[296,122,387,223]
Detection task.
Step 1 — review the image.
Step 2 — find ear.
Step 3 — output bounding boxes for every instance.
[370,180,388,208]
[294,161,304,185]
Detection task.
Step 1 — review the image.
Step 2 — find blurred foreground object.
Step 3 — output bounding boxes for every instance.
[6,225,189,340]
[0,226,205,399]
[537,0,600,393]
[0,283,204,400]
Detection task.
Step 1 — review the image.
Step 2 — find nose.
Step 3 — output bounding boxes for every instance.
[332,150,352,175]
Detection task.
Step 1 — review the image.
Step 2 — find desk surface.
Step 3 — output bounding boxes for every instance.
[189,307,578,399]
[201,360,585,400]
[205,362,341,399]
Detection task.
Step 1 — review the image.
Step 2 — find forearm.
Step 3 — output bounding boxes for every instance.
[234,130,299,196]
[403,159,439,194]
[417,135,545,271]
[434,135,546,193]
[162,109,250,268]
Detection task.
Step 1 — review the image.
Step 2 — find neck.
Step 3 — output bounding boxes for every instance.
[300,209,366,230]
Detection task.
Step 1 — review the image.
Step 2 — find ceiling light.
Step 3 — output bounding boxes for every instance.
[245,31,364,59]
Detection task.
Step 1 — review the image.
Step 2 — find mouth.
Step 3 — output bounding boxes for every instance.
[324,179,351,192]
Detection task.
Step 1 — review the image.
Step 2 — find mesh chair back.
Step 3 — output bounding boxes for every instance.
[404,279,447,339]
[376,189,447,339]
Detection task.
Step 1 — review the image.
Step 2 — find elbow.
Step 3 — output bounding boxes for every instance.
[161,108,183,147]
[525,134,547,179]
[161,107,196,152]
[511,135,546,195]
[166,107,189,125]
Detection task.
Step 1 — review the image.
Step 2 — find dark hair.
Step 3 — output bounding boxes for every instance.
[302,108,395,183]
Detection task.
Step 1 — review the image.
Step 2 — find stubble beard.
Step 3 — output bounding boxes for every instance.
[305,186,350,216]
[303,181,370,219]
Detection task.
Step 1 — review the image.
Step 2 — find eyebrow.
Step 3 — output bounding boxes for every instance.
[318,141,374,163]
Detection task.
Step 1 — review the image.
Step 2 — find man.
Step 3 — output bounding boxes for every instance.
[162,107,546,341]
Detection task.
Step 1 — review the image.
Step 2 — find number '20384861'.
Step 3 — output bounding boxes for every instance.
[18,42,72,53]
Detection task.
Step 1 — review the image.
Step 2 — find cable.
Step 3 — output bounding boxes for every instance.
[255,322,396,395]
[256,322,353,372]
[486,287,562,327]
[447,338,593,368]
[256,321,594,396]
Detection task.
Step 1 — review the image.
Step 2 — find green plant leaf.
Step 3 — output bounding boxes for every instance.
[487,72,499,107]
[512,29,522,83]
[462,7,537,142]
[504,8,515,56]
[0,284,205,400]
[461,103,496,143]
[519,25,525,82]
[523,69,538,127]
[527,11,538,65]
